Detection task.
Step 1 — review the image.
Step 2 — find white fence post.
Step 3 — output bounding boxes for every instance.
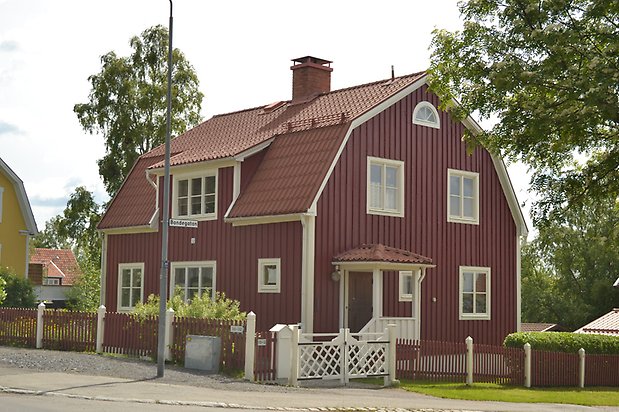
[36,302,45,349]
[244,312,256,382]
[341,328,350,385]
[578,348,585,388]
[164,308,174,361]
[289,324,299,386]
[96,305,106,353]
[387,324,398,386]
[524,343,531,388]
[465,336,473,386]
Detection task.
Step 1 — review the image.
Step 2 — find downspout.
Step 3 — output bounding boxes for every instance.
[416,268,426,340]
[300,214,316,333]
[99,232,107,306]
[24,232,31,279]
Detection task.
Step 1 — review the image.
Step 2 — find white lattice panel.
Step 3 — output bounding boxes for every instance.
[298,342,341,380]
[347,341,388,378]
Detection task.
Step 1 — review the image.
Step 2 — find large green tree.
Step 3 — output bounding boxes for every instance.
[75,25,204,197]
[521,198,619,329]
[429,0,619,224]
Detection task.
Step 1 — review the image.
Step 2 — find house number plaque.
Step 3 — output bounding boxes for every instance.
[230,325,244,333]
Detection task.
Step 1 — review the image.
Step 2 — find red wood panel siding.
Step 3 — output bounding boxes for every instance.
[105,166,303,331]
[314,85,517,344]
[241,149,267,192]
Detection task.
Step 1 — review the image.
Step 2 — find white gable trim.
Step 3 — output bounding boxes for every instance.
[309,76,528,238]
[0,157,38,235]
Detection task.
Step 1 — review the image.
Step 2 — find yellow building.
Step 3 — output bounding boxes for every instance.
[0,157,38,278]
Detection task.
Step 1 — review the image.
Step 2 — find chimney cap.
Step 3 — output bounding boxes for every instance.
[291,56,332,67]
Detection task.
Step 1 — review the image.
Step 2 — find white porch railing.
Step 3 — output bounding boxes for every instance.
[360,317,417,340]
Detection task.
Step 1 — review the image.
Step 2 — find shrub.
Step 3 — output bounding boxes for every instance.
[504,332,619,355]
[0,267,36,308]
[133,287,246,320]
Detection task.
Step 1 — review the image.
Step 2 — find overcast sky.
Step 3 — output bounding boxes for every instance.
[0,0,532,231]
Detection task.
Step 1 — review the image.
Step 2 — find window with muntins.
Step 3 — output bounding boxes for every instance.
[460,266,491,320]
[43,278,60,286]
[412,101,440,129]
[171,261,216,301]
[258,258,281,293]
[367,156,404,217]
[118,263,143,311]
[174,173,217,219]
[448,169,479,224]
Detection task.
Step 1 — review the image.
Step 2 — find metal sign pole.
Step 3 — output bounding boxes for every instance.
[157,0,173,378]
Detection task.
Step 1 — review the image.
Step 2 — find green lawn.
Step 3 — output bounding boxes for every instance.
[399,380,619,406]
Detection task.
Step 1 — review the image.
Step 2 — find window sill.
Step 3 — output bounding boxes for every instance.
[258,288,280,294]
[459,314,491,321]
[173,214,217,222]
[368,209,404,218]
[448,216,479,225]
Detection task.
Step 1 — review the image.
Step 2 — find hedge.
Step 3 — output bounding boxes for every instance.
[504,332,619,355]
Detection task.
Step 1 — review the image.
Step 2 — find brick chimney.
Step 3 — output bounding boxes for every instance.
[290,56,332,102]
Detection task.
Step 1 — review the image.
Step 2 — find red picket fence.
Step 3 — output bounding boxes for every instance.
[171,317,246,370]
[102,312,158,358]
[254,330,277,382]
[0,307,37,347]
[584,353,619,386]
[474,343,524,385]
[531,349,579,387]
[42,310,97,352]
[396,339,467,382]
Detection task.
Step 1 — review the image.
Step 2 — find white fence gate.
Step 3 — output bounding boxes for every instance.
[290,325,397,385]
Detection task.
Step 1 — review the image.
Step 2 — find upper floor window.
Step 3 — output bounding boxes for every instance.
[367,156,404,217]
[43,278,60,286]
[173,172,217,220]
[448,169,479,225]
[118,263,143,311]
[171,261,216,301]
[413,101,440,129]
[258,258,281,293]
[459,266,491,320]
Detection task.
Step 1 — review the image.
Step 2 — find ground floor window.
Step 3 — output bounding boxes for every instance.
[459,266,491,320]
[118,263,144,311]
[171,261,216,301]
[399,271,414,302]
[258,258,281,293]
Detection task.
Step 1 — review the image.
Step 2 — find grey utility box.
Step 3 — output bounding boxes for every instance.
[184,335,221,373]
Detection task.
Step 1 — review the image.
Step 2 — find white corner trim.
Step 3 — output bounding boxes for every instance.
[300,215,316,333]
[516,234,523,332]
[0,186,4,224]
[224,161,242,219]
[100,233,107,306]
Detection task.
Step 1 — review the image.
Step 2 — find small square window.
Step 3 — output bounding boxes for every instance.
[258,258,281,293]
[459,266,491,320]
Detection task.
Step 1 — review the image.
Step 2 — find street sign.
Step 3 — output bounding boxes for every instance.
[169,218,198,228]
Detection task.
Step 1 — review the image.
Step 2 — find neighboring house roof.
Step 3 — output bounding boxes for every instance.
[574,308,619,336]
[30,248,82,286]
[521,323,563,332]
[333,244,433,265]
[98,64,527,237]
[0,157,38,235]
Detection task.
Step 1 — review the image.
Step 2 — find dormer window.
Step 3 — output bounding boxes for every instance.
[413,101,440,129]
[173,171,218,220]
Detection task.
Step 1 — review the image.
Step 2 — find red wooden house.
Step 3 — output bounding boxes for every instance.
[98,56,527,345]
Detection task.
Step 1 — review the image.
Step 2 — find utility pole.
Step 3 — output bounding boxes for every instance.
[157,0,173,378]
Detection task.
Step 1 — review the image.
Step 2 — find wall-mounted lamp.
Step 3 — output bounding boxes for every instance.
[331,265,341,282]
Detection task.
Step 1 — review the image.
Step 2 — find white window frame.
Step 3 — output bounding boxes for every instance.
[172,170,218,221]
[43,278,60,286]
[366,156,405,217]
[170,261,217,301]
[258,258,281,293]
[412,101,440,129]
[117,263,144,312]
[399,271,414,302]
[459,266,491,320]
[0,186,4,223]
[447,169,480,225]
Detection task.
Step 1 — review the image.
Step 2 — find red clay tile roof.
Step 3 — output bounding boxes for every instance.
[99,72,426,228]
[30,248,82,286]
[575,309,619,336]
[521,323,562,332]
[98,155,163,229]
[333,244,433,265]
